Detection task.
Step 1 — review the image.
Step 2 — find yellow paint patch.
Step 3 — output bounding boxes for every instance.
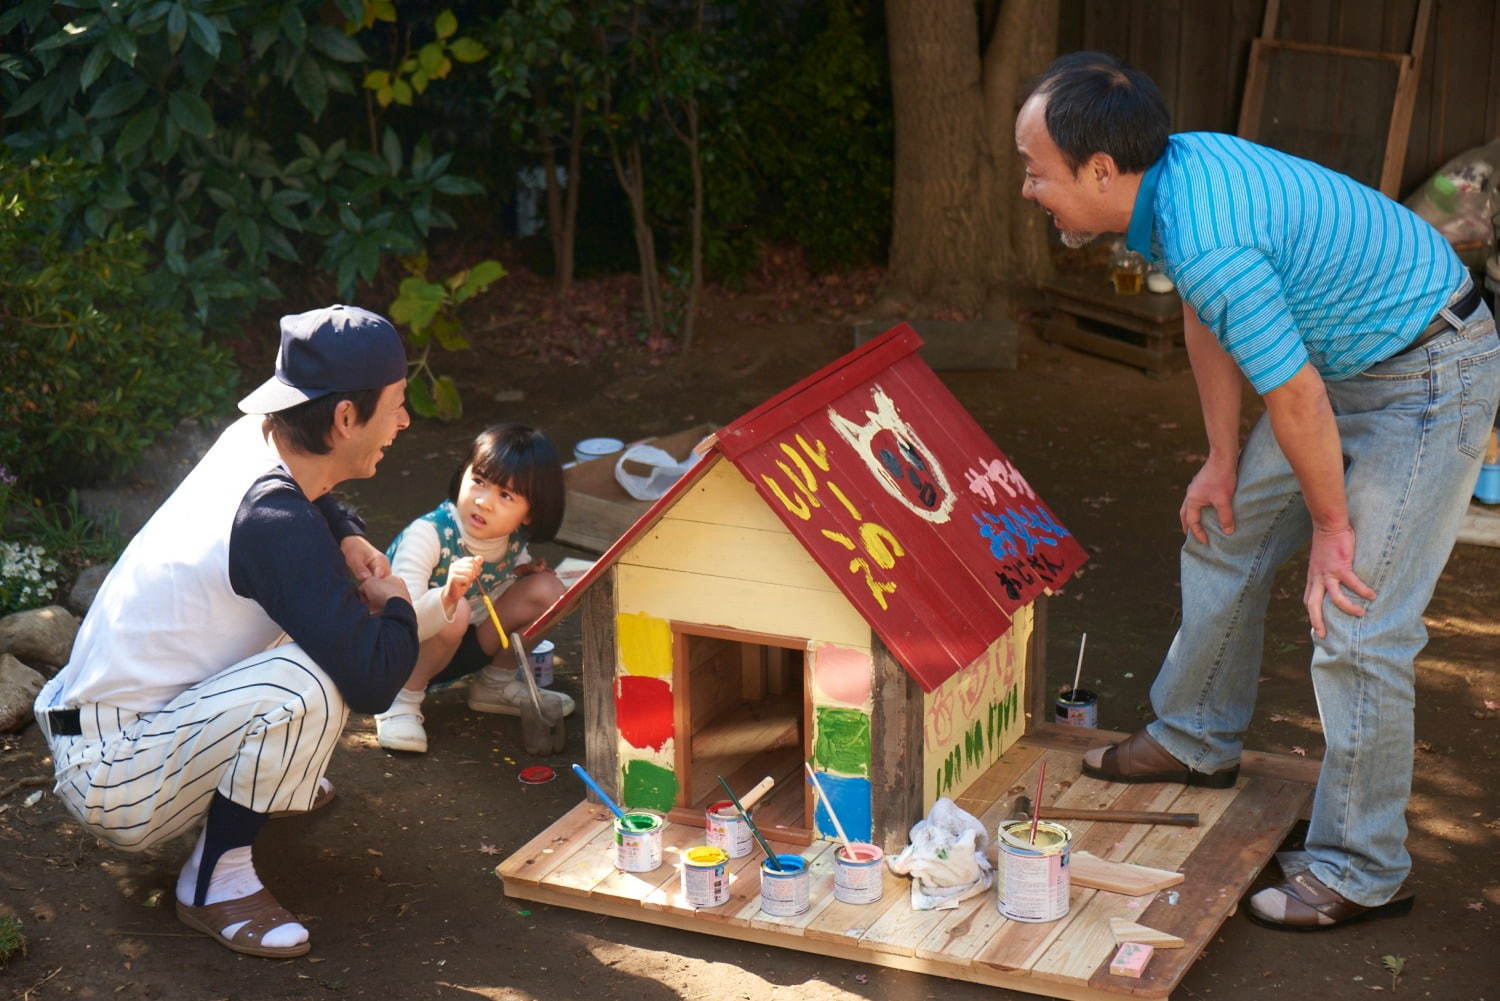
[616,612,674,679]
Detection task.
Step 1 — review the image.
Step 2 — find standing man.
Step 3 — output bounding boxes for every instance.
[1016,52,1499,929]
[34,305,430,958]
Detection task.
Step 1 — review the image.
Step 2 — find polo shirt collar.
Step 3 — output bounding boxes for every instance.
[1125,154,1165,257]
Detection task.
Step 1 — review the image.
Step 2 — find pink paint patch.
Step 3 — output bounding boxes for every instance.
[811,644,873,706]
[615,675,674,750]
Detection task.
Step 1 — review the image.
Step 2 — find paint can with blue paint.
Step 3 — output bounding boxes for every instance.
[1054,687,1098,728]
[705,801,754,858]
[995,819,1072,922]
[833,842,884,904]
[613,811,664,872]
[758,854,810,916]
[681,845,731,907]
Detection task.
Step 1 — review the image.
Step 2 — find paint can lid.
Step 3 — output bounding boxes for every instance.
[518,765,556,784]
[531,639,555,655]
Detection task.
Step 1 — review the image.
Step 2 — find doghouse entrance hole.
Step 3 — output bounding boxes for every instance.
[674,629,809,839]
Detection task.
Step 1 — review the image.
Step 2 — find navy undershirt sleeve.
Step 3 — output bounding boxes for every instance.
[314,492,366,541]
[228,473,417,713]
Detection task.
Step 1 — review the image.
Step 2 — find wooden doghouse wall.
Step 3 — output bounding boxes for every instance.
[606,459,879,824]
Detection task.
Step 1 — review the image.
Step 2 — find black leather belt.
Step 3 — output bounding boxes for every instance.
[44,707,82,736]
[1406,283,1482,353]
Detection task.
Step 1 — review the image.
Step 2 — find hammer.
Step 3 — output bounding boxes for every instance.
[1012,795,1198,828]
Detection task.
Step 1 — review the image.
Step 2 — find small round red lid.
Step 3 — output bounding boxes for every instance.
[518,765,556,784]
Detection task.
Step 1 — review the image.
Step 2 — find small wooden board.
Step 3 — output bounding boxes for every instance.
[499,727,1315,1001]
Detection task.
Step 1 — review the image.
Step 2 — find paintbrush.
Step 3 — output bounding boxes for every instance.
[1028,760,1047,845]
[718,775,783,871]
[738,776,775,811]
[1069,632,1087,698]
[570,763,628,823]
[803,763,851,848]
[480,591,510,650]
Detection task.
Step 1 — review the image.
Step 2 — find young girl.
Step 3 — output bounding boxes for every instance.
[374,423,570,753]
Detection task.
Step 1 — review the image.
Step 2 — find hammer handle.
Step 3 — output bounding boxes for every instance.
[1038,807,1199,827]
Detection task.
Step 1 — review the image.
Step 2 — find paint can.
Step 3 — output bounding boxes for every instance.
[995,819,1072,922]
[514,639,555,687]
[704,801,753,859]
[680,845,731,908]
[612,812,664,872]
[1055,687,1098,728]
[833,842,885,904]
[758,854,810,916]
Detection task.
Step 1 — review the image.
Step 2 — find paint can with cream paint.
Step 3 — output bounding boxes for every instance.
[832,842,884,904]
[612,812,664,872]
[758,854,810,916]
[680,845,731,907]
[995,819,1072,922]
[704,801,754,858]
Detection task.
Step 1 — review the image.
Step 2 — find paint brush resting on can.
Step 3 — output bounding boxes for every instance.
[718,775,783,871]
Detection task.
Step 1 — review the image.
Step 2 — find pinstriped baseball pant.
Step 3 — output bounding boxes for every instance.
[36,644,348,852]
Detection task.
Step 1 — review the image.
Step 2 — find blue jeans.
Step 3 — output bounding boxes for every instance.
[1147,301,1500,906]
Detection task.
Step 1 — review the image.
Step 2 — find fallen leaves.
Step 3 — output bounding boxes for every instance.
[478,842,501,856]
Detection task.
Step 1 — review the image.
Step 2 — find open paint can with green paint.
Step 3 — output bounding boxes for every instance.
[613,811,663,872]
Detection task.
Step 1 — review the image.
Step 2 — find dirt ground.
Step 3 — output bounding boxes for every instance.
[2,286,1497,1001]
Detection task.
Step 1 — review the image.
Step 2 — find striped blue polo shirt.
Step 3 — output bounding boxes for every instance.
[1126,132,1463,393]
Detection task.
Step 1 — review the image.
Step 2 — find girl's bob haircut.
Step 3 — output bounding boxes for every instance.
[449,423,566,542]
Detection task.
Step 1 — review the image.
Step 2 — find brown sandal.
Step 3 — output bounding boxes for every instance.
[1247,871,1415,931]
[1082,728,1239,788]
[269,777,335,819]
[176,887,310,958]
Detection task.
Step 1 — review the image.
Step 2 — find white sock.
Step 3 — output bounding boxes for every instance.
[382,686,425,716]
[177,829,309,949]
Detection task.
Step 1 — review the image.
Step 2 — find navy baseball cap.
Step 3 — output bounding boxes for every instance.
[238,304,407,414]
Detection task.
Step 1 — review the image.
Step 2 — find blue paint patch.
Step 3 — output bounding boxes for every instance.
[813,772,872,843]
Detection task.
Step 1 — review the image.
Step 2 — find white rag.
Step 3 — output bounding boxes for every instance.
[886,797,993,910]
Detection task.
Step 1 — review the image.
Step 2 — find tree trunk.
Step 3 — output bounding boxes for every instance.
[882,0,1058,318]
[681,97,703,352]
[542,138,568,294]
[610,138,664,337]
[559,98,585,295]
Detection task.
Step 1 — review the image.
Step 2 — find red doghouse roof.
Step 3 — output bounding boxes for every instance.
[528,323,1087,692]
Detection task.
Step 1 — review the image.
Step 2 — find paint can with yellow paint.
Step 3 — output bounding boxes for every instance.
[995,819,1072,922]
[680,845,731,907]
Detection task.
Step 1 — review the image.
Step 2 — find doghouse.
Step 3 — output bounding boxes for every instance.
[527,322,1088,849]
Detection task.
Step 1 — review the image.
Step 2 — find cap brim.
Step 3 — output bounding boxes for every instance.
[237,376,323,415]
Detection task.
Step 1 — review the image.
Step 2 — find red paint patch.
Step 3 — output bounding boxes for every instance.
[615,675,674,750]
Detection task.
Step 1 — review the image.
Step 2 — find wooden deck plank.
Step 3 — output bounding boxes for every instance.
[595,819,705,905]
[1087,777,1310,998]
[543,823,626,897]
[497,802,613,885]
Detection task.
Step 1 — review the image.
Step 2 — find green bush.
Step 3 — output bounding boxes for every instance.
[0,154,235,491]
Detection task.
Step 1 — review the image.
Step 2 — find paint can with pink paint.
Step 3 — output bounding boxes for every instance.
[832,842,884,904]
[995,819,1072,922]
[704,801,754,859]
[612,811,664,872]
[758,854,810,916]
[680,845,731,907]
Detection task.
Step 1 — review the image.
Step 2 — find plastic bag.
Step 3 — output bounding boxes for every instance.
[613,443,700,501]
[1404,139,1500,249]
[886,797,994,910]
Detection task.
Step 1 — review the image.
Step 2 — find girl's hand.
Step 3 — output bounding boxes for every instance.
[513,559,549,577]
[443,556,481,613]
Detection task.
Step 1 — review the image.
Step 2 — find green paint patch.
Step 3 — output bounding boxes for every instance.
[813,707,870,776]
[620,759,678,812]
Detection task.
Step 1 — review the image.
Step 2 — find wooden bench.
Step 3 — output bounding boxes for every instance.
[1042,273,1187,377]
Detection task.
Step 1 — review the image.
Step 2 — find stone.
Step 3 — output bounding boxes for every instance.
[0,605,79,667]
[66,563,111,617]
[0,653,45,733]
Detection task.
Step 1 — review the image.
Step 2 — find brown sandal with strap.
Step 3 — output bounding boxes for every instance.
[176,888,311,958]
[1081,728,1239,788]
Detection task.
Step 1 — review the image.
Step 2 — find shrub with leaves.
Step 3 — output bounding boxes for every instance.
[0,0,482,329]
[0,914,25,968]
[389,254,506,420]
[0,153,234,490]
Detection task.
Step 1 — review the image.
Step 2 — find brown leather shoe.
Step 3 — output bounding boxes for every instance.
[1247,870,1415,932]
[1081,728,1238,788]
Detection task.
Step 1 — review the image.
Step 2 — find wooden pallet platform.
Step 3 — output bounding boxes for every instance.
[498,726,1318,1001]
